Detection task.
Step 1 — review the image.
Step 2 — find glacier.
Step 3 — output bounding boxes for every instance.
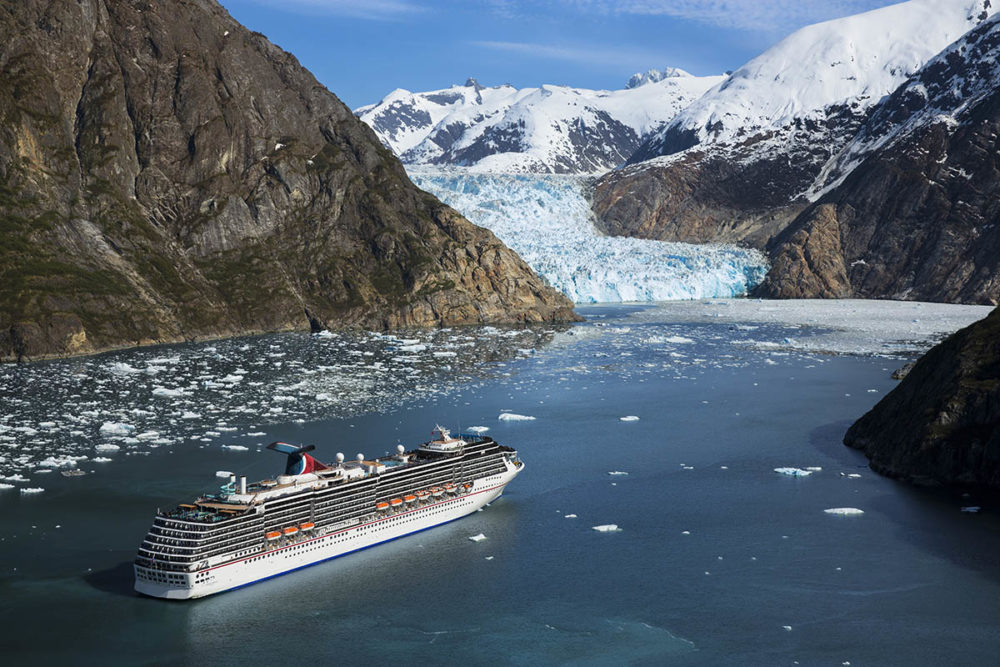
[408,168,769,303]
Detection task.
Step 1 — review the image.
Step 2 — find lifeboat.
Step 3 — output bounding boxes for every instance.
[376,501,390,512]
[265,531,281,541]
[431,487,444,497]
[300,522,315,531]
[389,498,403,508]
[404,494,417,504]
[417,490,430,501]
[444,483,457,494]
[462,483,472,491]
[283,526,298,537]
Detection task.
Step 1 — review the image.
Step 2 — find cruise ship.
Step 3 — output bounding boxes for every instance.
[134,427,522,599]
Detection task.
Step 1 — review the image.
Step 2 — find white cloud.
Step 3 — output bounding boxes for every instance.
[561,0,895,33]
[471,40,670,68]
[246,0,425,20]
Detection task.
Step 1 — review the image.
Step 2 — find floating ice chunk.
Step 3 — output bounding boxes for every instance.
[498,413,535,421]
[466,426,489,433]
[824,508,865,516]
[783,626,793,632]
[315,330,336,338]
[20,487,44,494]
[485,556,494,560]
[38,422,56,429]
[0,483,13,490]
[806,467,823,472]
[961,506,981,513]
[619,415,640,422]
[93,457,113,463]
[774,467,813,477]
[315,393,333,401]
[608,471,629,476]
[846,473,862,479]
[220,374,244,384]
[564,514,577,518]
[246,432,267,437]
[664,336,694,344]
[468,533,487,542]
[152,386,187,398]
[3,474,29,482]
[109,362,141,374]
[222,445,249,452]
[216,470,234,478]
[99,422,133,436]
[592,524,621,532]
[432,351,457,358]
[681,531,690,535]
[95,444,121,453]
[181,411,201,420]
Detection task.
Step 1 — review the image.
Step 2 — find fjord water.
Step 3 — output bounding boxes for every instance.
[2,303,1000,665]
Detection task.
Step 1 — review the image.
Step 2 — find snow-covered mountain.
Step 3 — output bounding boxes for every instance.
[595,0,998,248]
[355,71,724,174]
[758,12,1000,304]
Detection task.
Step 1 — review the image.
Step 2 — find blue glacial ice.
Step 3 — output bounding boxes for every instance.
[408,169,769,303]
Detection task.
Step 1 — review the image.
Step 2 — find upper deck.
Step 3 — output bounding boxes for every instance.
[158,432,501,525]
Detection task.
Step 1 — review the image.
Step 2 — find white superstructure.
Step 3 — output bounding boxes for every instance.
[134,427,522,599]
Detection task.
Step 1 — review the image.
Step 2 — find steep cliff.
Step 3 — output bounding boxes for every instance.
[844,307,1000,490]
[0,0,575,362]
[756,14,1000,304]
[592,0,995,263]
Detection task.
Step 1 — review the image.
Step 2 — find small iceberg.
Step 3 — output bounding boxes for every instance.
[94,444,121,453]
[592,524,621,532]
[608,471,629,476]
[468,533,487,542]
[222,445,249,452]
[215,470,234,478]
[98,422,133,436]
[498,413,535,421]
[564,514,577,519]
[619,415,640,422]
[20,487,45,494]
[824,508,865,516]
[774,467,813,477]
[467,426,490,433]
[961,506,981,513]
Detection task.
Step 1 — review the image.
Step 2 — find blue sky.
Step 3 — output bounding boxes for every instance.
[218,0,899,109]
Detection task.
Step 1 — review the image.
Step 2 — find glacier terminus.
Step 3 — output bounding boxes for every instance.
[408,168,769,303]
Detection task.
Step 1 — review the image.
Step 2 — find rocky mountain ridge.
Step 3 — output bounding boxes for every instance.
[756,12,1000,303]
[592,0,997,264]
[0,0,575,362]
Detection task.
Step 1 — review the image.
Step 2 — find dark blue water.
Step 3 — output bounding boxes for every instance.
[2,304,999,665]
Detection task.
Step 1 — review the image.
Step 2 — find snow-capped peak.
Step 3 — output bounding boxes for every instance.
[632,0,998,162]
[626,67,692,89]
[356,72,724,174]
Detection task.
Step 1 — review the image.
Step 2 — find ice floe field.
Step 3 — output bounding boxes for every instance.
[2,300,999,665]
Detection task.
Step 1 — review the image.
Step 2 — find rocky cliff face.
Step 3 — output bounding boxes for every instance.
[592,0,995,265]
[844,306,1000,490]
[756,14,1000,303]
[0,0,575,362]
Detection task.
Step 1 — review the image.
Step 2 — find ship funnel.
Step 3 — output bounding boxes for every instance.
[239,476,247,494]
[266,441,331,476]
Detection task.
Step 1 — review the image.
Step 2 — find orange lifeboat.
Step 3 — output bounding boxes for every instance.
[404,494,417,504]
[376,501,390,512]
[300,522,315,531]
[389,498,403,508]
[283,526,298,536]
[417,490,430,501]
[265,531,281,541]
[462,483,472,491]
[444,483,457,494]
[431,487,444,497]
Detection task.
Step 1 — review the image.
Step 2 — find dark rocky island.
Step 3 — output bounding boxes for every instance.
[844,306,1000,490]
[0,0,575,362]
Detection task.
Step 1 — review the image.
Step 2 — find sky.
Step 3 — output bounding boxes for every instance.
[218,0,901,110]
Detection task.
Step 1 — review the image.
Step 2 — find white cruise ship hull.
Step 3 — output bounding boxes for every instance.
[135,463,519,600]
